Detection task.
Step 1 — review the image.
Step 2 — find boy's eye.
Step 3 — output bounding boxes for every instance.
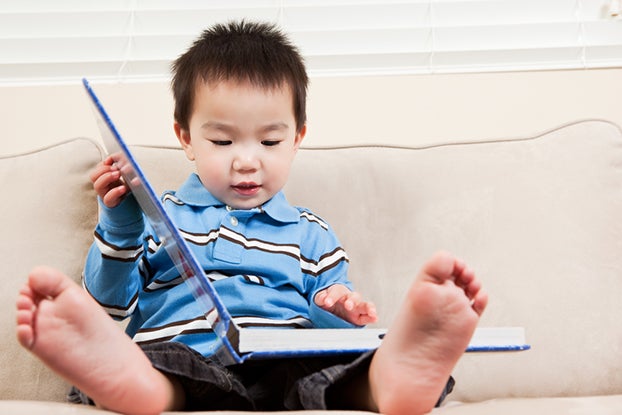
[262,140,281,147]
[210,140,232,146]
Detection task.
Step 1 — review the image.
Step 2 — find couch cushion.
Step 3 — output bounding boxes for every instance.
[132,120,622,401]
[0,138,103,401]
[0,400,374,415]
[6,120,621,405]
[438,395,622,414]
[0,395,620,415]
[283,120,622,402]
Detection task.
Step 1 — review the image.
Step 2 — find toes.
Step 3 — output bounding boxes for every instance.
[28,266,73,299]
[462,274,482,299]
[16,293,34,313]
[421,251,458,283]
[16,307,33,326]
[471,290,488,315]
[16,298,36,349]
[420,252,488,316]
[16,324,35,349]
[18,283,34,297]
[421,251,473,286]
[454,266,487,314]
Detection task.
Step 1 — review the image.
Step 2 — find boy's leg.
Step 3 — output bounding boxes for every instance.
[15,266,184,415]
[366,251,487,415]
[291,252,486,414]
[16,251,486,415]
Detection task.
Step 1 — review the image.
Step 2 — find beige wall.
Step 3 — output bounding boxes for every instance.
[2,68,621,156]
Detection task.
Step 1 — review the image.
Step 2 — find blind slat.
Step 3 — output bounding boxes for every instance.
[0,0,620,85]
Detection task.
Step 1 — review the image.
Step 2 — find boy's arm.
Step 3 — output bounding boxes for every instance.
[301,213,375,328]
[83,195,146,320]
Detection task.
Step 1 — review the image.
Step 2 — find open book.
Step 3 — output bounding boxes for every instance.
[83,78,530,365]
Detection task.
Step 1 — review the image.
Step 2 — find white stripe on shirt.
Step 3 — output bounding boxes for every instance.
[220,227,300,258]
[300,211,329,230]
[94,234,143,261]
[300,248,349,276]
[133,317,213,344]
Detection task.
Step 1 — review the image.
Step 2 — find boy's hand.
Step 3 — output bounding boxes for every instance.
[89,156,130,208]
[314,284,378,326]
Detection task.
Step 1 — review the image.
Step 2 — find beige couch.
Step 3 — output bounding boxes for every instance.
[2,119,621,414]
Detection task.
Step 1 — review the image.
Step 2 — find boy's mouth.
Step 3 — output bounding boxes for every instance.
[232,182,261,196]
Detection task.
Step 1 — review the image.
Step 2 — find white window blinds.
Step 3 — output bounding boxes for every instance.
[1,0,620,85]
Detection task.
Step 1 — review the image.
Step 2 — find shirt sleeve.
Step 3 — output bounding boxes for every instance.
[300,213,358,329]
[83,195,149,320]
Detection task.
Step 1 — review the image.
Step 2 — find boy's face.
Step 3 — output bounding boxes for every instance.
[175,79,305,210]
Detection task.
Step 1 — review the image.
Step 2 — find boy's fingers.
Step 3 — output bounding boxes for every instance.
[89,159,118,181]
[89,163,108,183]
[322,295,334,308]
[315,290,335,308]
[102,184,128,208]
[92,169,119,193]
[323,285,346,304]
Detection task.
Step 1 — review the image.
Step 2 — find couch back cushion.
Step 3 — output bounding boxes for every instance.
[3,120,622,403]
[0,138,102,401]
[285,120,622,402]
[134,120,622,402]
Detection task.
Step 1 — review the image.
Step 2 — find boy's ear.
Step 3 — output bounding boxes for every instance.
[174,122,195,161]
[294,124,307,150]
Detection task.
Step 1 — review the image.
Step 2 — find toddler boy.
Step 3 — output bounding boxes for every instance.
[16,20,487,415]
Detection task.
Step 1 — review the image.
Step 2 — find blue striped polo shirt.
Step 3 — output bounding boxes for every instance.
[84,173,356,357]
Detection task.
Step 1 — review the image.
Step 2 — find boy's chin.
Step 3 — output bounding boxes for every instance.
[226,197,269,211]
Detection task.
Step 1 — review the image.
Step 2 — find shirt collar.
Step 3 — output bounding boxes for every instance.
[174,174,300,224]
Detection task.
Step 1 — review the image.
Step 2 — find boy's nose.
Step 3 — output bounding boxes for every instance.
[232,152,260,172]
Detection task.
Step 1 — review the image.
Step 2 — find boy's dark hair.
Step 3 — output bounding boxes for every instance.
[171,20,308,133]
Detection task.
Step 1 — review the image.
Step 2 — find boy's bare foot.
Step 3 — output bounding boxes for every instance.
[15,266,180,415]
[368,251,488,415]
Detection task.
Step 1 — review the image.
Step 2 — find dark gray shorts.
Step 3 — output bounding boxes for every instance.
[69,341,454,411]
